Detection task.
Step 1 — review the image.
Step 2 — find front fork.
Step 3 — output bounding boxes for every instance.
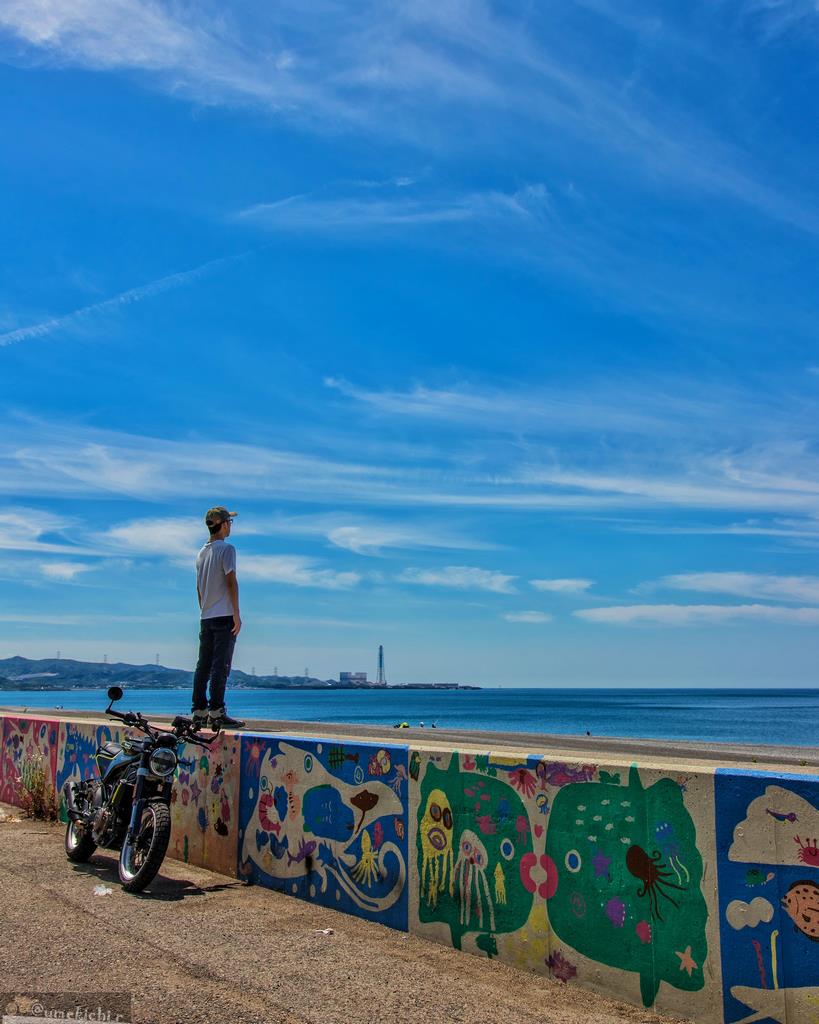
[126,765,172,842]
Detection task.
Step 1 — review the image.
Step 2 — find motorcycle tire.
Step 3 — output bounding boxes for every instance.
[118,800,171,893]
[65,819,97,863]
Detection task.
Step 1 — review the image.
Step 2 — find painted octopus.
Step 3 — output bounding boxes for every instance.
[452,829,496,931]
[626,844,685,921]
[419,788,454,908]
[351,829,381,887]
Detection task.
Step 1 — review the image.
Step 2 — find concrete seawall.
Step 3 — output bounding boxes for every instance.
[2,709,818,1024]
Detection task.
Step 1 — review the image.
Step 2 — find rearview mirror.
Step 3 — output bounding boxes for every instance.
[107,685,123,702]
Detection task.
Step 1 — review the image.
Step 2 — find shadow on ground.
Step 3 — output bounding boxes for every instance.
[68,853,246,900]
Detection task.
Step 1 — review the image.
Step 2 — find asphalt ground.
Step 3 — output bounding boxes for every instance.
[0,805,688,1024]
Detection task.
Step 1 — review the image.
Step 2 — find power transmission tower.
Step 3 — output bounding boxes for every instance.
[155,654,159,666]
[376,644,387,686]
[103,654,108,665]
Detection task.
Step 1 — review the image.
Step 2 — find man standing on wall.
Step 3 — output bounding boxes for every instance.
[191,506,245,730]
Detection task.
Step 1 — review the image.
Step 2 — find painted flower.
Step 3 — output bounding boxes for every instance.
[509,768,537,799]
[258,791,278,831]
[547,950,577,983]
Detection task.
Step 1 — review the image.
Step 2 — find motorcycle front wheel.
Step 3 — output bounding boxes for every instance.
[64,819,97,863]
[118,801,171,893]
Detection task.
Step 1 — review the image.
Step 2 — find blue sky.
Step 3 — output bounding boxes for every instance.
[2,1,819,686]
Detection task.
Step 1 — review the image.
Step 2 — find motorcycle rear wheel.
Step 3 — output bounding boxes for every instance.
[65,819,97,862]
[118,801,171,893]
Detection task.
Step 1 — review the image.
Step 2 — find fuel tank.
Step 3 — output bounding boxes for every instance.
[95,741,140,783]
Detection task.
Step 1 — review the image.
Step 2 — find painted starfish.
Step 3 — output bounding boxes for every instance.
[676,946,698,977]
[592,850,611,878]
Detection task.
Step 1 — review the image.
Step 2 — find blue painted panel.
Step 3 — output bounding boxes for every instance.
[238,733,409,930]
[715,769,819,1024]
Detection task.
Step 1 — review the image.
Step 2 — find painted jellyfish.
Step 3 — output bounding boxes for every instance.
[654,821,690,886]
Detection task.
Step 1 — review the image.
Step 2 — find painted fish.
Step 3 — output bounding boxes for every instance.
[287,838,317,867]
[766,809,798,823]
[328,746,359,770]
[351,789,380,834]
[372,820,384,849]
[368,749,391,777]
[781,879,819,942]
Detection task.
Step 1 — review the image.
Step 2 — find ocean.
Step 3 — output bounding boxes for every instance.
[0,686,816,748]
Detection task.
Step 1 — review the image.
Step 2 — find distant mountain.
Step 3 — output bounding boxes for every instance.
[0,656,380,690]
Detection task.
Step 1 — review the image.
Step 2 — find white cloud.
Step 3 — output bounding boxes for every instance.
[240,186,544,232]
[398,565,516,593]
[725,897,775,931]
[0,0,813,239]
[0,612,160,625]
[98,517,202,560]
[503,610,552,623]
[7,401,819,529]
[325,523,491,556]
[324,376,675,435]
[98,517,361,588]
[0,506,100,556]
[240,555,361,590]
[530,578,593,594]
[659,572,819,604]
[575,603,819,625]
[38,561,94,581]
[729,785,819,865]
[0,254,238,347]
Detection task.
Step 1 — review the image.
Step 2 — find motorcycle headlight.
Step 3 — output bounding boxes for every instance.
[149,747,178,777]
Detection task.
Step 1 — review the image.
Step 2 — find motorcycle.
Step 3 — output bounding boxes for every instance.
[62,685,214,893]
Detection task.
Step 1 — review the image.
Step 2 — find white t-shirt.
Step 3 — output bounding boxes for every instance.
[196,540,237,619]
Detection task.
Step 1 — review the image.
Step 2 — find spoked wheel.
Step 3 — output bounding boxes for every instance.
[118,801,171,893]
[65,819,97,863]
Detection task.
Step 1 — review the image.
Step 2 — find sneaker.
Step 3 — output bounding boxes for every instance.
[208,708,245,730]
[191,708,210,728]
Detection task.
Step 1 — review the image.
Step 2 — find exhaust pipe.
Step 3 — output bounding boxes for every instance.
[63,782,83,822]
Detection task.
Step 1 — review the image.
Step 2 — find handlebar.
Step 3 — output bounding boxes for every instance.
[106,705,215,747]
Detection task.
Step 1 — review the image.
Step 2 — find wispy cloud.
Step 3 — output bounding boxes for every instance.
[658,571,819,604]
[240,555,360,590]
[239,185,545,231]
[530,578,594,594]
[503,610,552,623]
[324,523,492,556]
[0,506,101,556]
[8,412,819,523]
[738,0,819,41]
[98,517,202,560]
[38,561,94,581]
[0,254,239,347]
[398,565,516,593]
[0,0,815,240]
[97,516,362,588]
[575,603,819,625]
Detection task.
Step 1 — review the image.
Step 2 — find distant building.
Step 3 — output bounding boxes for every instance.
[340,671,368,685]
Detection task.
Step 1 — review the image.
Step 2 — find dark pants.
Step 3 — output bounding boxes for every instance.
[192,616,236,712]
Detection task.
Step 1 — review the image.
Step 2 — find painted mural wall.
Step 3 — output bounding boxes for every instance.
[409,749,721,1020]
[238,735,409,930]
[1,716,59,806]
[1,711,817,1024]
[715,769,819,1024]
[170,731,241,875]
